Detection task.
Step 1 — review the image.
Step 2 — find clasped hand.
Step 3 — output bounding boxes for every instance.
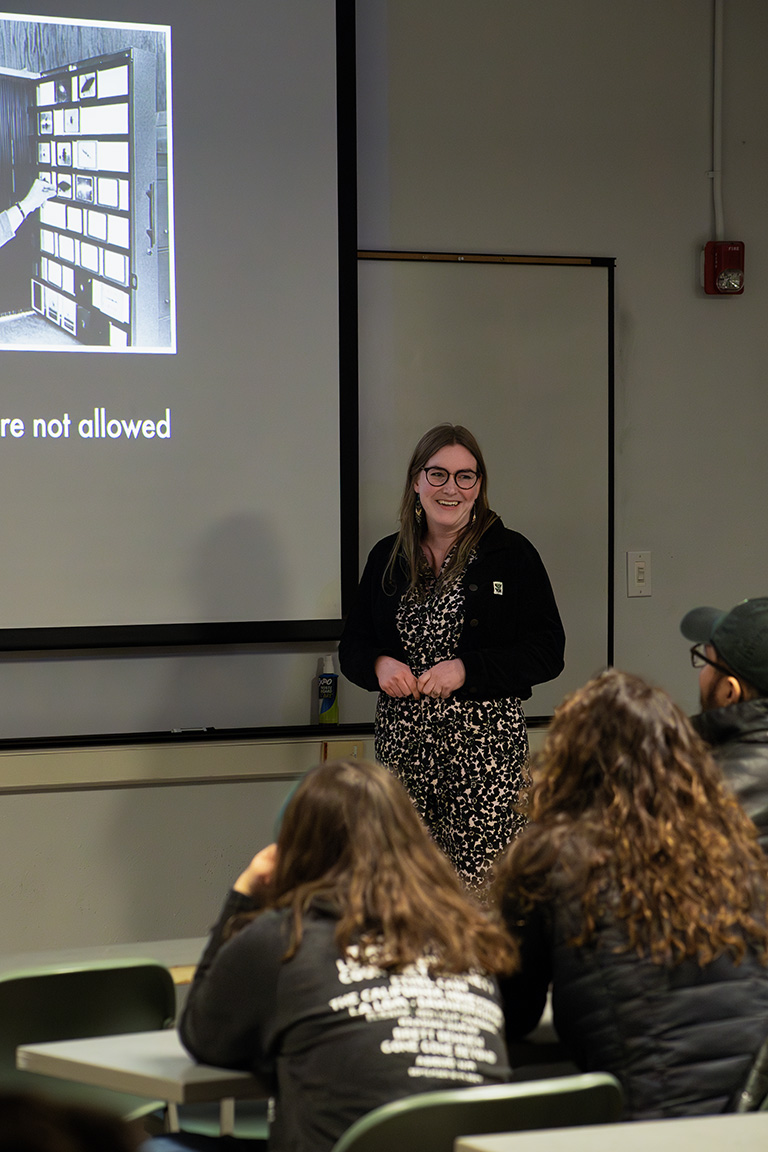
[375,655,465,700]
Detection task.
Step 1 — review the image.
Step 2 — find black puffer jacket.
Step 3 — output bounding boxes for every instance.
[692,699,768,852]
[501,887,768,1119]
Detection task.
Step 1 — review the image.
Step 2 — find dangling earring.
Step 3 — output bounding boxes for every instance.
[470,502,477,524]
[415,494,423,524]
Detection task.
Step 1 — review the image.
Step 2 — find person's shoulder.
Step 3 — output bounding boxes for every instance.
[228,905,290,947]
[368,532,398,555]
[362,532,400,571]
[479,517,538,555]
[277,903,341,965]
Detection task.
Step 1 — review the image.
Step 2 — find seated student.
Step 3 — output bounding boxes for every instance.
[681,597,768,850]
[493,668,768,1120]
[180,759,516,1152]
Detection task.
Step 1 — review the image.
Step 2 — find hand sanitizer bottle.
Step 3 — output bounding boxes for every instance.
[318,654,339,724]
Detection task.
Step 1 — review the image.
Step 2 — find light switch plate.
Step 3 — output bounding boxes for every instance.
[627,551,651,597]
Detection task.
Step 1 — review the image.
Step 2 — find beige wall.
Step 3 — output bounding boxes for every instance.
[0,735,370,952]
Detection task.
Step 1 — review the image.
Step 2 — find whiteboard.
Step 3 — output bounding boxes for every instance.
[356,252,613,719]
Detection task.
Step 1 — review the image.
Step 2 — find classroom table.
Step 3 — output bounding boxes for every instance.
[455,1111,768,1152]
[17,1028,265,1135]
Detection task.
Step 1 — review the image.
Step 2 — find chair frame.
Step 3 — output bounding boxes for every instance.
[331,1072,624,1152]
[0,957,177,1120]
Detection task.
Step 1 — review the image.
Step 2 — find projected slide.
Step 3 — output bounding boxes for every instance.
[0,12,174,351]
[0,0,351,644]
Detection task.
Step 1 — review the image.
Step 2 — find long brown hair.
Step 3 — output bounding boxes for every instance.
[385,423,498,593]
[269,759,517,974]
[493,668,768,966]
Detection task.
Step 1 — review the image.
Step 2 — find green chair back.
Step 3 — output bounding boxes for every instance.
[0,959,176,1120]
[331,1072,624,1152]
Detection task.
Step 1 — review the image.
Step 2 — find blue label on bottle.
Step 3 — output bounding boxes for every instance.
[319,673,338,722]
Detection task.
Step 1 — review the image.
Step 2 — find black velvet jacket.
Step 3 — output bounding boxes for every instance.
[339,518,565,702]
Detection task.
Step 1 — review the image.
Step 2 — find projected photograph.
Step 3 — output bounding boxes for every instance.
[0,11,175,351]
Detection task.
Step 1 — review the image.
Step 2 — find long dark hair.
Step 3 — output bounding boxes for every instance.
[385,423,498,593]
[267,759,517,974]
[493,668,768,966]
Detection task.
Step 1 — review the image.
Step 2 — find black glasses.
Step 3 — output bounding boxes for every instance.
[690,645,732,676]
[422,467,479,490]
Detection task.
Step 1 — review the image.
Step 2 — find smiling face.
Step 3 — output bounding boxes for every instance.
[413,443,479,535]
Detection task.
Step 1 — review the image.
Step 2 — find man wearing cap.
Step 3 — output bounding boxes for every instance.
[681,598,768,851]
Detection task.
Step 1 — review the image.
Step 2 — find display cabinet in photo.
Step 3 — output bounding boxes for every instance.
[32,47,168,348]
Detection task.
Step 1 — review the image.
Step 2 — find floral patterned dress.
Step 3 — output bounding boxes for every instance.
[375,551,529,890]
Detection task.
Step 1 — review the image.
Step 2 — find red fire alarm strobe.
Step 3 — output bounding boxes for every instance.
[703,240,745,295]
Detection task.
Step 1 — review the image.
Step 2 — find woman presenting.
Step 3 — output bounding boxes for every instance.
[339,423,565,890]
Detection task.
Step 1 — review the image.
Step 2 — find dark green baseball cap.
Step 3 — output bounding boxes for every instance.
[681,598,768,694]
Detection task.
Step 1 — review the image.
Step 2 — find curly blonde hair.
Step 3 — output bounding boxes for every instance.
[494,668,768,966]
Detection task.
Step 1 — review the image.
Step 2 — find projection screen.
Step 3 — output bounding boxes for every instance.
[0,0,356,649]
